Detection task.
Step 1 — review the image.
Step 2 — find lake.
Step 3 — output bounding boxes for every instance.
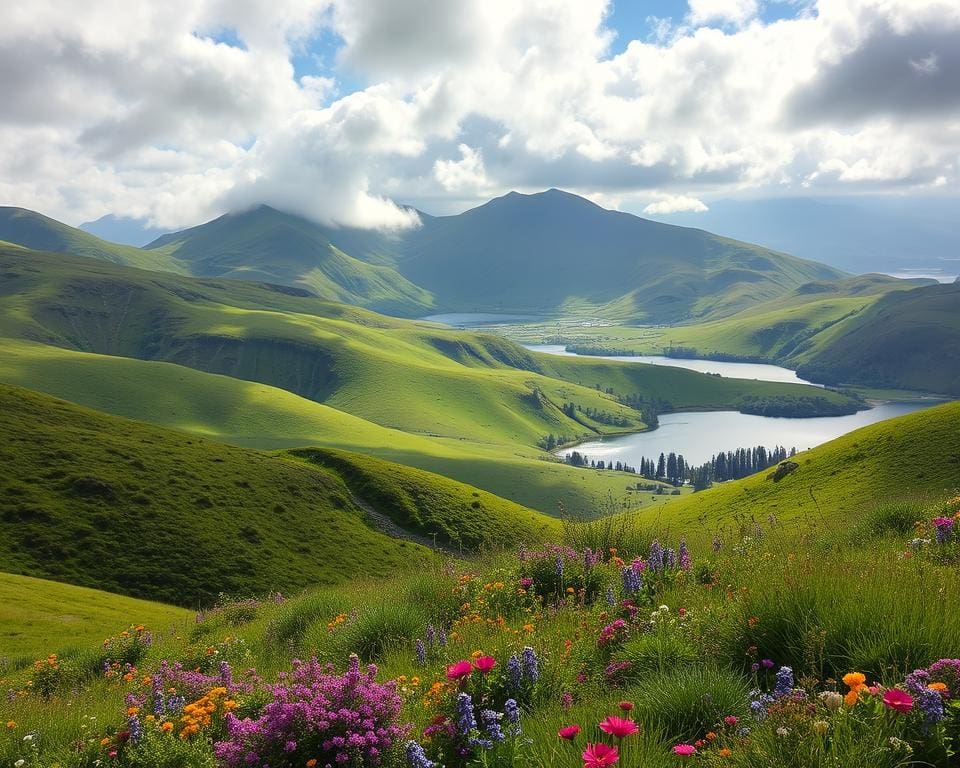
[524,344,818,386]
[556,403,934,467]
[423,313,546,327]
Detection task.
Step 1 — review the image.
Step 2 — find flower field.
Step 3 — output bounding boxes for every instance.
[2,497,959,768]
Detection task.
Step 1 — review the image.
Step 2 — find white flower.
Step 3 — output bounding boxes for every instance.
[776,726,790,737]
[22,734,33,742]
[15,760,25,768]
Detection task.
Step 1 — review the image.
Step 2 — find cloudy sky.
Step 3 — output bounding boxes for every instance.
[1,0,959,229]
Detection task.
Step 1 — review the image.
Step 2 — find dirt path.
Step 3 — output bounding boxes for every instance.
[347,489,458,556]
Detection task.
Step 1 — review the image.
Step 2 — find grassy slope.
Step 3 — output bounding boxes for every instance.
[0,338,681,519]
[0,572,191,659]
[0,207,185,274]
[0,383,443,605]
[795,282,960,396]
[647,400,960,540]
[145,206,435,315]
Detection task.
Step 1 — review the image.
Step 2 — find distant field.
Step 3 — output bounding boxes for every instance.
[0,572,191,659]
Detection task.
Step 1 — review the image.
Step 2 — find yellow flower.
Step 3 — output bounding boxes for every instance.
[5,720,15,730]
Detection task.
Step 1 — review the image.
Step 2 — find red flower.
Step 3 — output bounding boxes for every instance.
[558,724,582,740]
[582,742,619,767]
[617,700,634,712]
[598,716,639,739]
[473,656,496,673]
[883,688,914,714]
[723,715,738,726]
[446,660,473,680]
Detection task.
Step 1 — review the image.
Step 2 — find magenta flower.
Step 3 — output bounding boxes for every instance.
[673,743,697,756]
[473,656,496,674]
[558,724,582,740]
[598,716,639,739]
[582,741,619,767]
[883,688,914,714]
[446,660,473,680]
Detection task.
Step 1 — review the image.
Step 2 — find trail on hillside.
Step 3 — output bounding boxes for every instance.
[345,489,458,557]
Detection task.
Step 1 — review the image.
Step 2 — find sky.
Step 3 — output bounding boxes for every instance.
[1,0,959,230]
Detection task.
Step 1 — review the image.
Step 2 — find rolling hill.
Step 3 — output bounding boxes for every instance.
[0,384,566,605]
[795,281,960,395]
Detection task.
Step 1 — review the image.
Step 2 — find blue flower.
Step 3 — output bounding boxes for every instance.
[456,692,477,735]
[506,655,522,690]
[522,646,539,682]
[774,666,794,698]
[406,740,435,768]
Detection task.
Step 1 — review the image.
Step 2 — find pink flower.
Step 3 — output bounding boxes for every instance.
[723,715,738,726]
[617,700,634,712]
[598,716,639,739]
[883,688,914,714]
[473,656,496,674]
[673,744,697,756]
[582,742,619,767]
[558,724,582,740]
[519,577,534,588]
[446,660,473,680]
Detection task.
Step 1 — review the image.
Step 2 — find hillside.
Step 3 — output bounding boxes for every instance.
[0,384,559,604]
[0,572,191,658]
[646,399,960,538]
[795,281,960,395]
[0,207,185,274]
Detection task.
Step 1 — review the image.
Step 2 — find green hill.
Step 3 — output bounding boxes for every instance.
[795,282,960,395]
[0,384,560,605]
[0,572,191,658]
[0,207,185,274]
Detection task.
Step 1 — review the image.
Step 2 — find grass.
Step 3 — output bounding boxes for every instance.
[0,572,191,660]
[1,383,484,606]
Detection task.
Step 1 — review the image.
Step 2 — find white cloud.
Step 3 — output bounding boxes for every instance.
[686,0,759,28]
[434,144,490,193]
[0,0,958,230]
[643,194,709,214]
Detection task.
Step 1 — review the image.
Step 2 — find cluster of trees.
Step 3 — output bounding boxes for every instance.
[561,444,797,491]
[561,402,631,427]
[565,451,636,473]
[538,433,575,450]
[736,394,859,417]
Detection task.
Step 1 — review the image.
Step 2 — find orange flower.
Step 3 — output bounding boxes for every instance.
[307,760,318,767]
[161,721,174,732]
[719,747,732,757]
[5,721,15,730]
[844,689,860,708]
[842,672,867,691]
[928,682,948,692]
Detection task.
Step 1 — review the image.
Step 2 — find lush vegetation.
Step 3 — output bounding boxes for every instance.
[2,487,959,767]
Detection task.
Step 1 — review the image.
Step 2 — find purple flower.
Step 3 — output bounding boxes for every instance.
[456,693,476,735]
[506,655,522,690]
[522,646,539,682]
[774,666,794,697]
[648,540,664,572]
[621,566,642,594]
[678,539,691,571]
[406,740,435,768]
[415,639,426,666]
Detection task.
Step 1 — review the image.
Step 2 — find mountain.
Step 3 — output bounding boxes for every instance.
[645,196,960,278]
[0,206,185,273]
[144,205,434,315]
[795,281,960,395]
[393,189,845,321]
[79,213,169,247]
[2,191,849,323]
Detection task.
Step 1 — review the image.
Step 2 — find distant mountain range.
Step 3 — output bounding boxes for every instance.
[3,190,847,323]
[646,196,960,279]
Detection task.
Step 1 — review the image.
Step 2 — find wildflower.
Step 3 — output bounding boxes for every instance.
[559,725,582,740]
[883,689,914,714]
[812,720,829,734]
[621,566,642,594]
[678,539,691,571]
[504,698,520,725]
[506,655,522,690]
[605,587,616,606]
[718,747,732,757]
[456,692,477,734]
[582,742,619,767]
[723,715,738,726]
[481,709,505,743]
[415,639,426,666]
[561,692,574,710]
[522,646,539,682]
[617,701,634,712]
[888,737,912,754]
[5,720,15,729]
[843,672,867,690]
[819,691,843,711]
[673,743,697,756]
[447,660,473,680]
[473,656,496,674]
[774,666,794,697]
[776,727,790,737]
[161,721,174,732]
[555,555,564,580]
[648,540,664,572]
[15,761,25,768]
[598,716,639,739]
[406,740,435,768]
[933,517,954,544]
[306,760,318,768]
